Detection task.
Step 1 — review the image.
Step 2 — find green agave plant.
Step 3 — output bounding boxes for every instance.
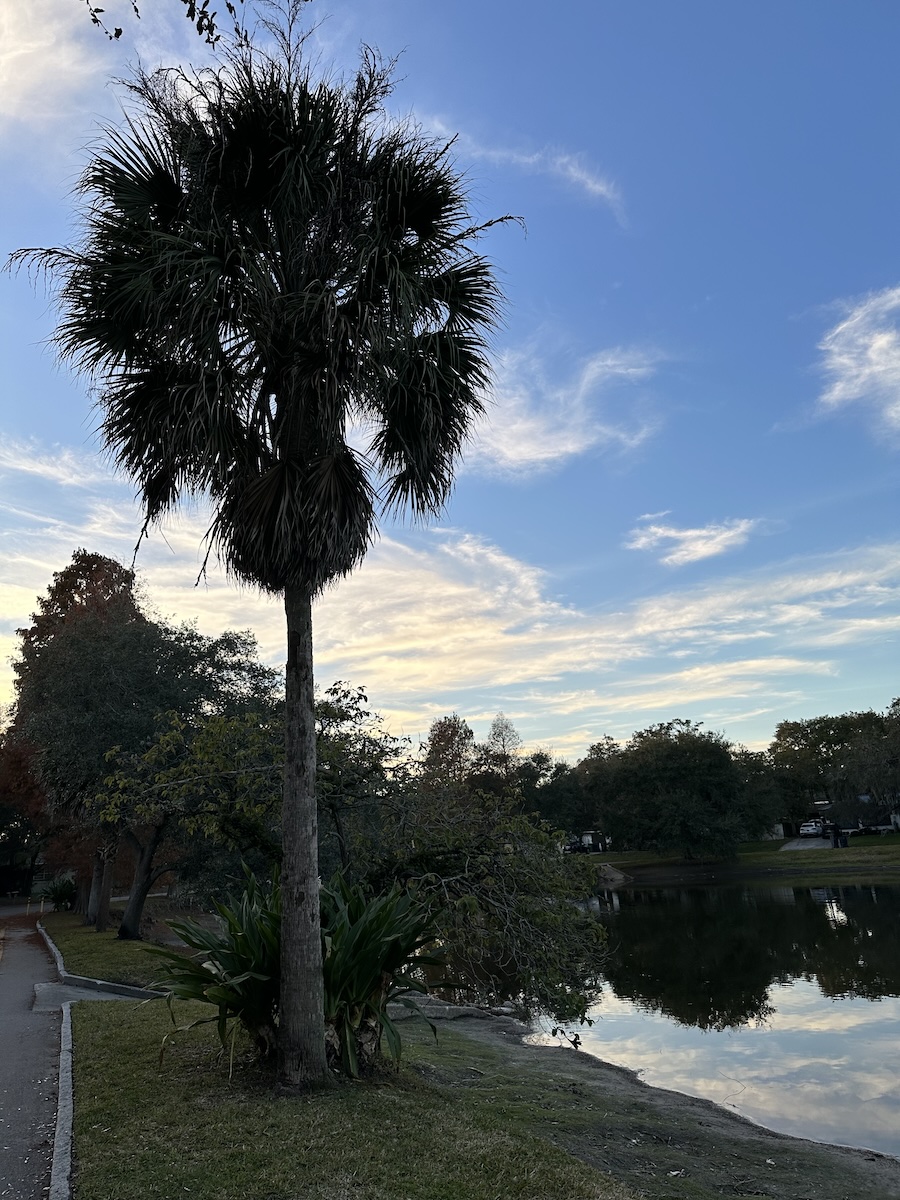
[43,873,77,911]
[321,875,443,1077]
[148,868,442,1077]
[147,866,281,1059]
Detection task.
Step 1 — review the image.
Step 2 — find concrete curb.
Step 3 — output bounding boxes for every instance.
[48,1002,73,1200]
[37,920,66,979]
[36,922,164,1000]
[36,921,165,1200]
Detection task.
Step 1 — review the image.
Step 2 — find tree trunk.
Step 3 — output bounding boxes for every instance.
[73,874,90,916]
[94,830,118,934]
[24,847,41,899]
[328,802,350,871]
[118,822,168,940]
[85,852,103,925]
[277,586,330,1091]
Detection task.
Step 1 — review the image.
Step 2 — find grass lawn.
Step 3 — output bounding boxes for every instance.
[596,835,900,881]
[41,912,169,988]
[71,1002,635,1200]
[71,999,900,1200]
[739,835,900,872]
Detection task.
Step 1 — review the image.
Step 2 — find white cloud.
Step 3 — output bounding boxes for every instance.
[0,439,112,488]
[626,517,760,566]
[3,436,900,756]
[0,0,213,167]
[0,0,105,131]
[819,286,900,435]
[421,115,622,216]
[467,346,659,477]
[469,142,622,214]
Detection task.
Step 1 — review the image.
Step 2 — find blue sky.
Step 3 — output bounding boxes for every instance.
[2,1,900,757]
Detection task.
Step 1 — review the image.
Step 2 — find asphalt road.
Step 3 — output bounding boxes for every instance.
[0,916,60,1200]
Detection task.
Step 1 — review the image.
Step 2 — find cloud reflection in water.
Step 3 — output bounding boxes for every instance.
[537,885,900,1156]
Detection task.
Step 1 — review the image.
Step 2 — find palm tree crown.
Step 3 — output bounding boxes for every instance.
[33,44,502,590]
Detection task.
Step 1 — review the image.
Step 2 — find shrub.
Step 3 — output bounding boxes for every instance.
[148,867,280,1057]
[149,868,441,1076]
[321,875,442,1076]
[43,874,77,911]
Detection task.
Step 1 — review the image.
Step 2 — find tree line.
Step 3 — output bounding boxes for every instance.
[1,549,605,1026]
[3,549,898,1066]
[5,552,899,925]
[529,711,900,856]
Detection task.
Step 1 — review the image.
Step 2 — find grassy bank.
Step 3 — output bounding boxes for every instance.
[48,888,900,1199]
[41,911,169,987]
[598,834,900,886]
[70,1000,900,1200]
[71,1002,632,1200]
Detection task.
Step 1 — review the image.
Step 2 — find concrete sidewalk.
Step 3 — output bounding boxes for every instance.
[0,912,147,1200]
[0,915,62,1200]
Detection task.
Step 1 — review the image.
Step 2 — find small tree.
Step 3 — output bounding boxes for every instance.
[99,707,283,937]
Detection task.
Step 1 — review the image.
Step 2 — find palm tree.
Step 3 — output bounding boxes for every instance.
[14,25,505,1088]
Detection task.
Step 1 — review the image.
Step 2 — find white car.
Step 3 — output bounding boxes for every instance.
[799,820,825,838]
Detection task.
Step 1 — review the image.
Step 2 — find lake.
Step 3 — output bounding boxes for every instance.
[544,884,900,1156]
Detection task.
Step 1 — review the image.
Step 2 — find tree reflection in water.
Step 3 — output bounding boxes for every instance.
[596,885,900,1030]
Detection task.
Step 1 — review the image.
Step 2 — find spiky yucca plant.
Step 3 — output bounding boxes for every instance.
[321,875,442,1077]
[150,867,441,1077]
[148,867,281,1057]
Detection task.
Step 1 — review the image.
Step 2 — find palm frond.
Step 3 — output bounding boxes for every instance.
[17,40,505,595]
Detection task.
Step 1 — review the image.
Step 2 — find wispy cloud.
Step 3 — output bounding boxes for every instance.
[422,115,622,217]
[819,286,900,436]
[3,436,900,756]
[467,346,659,477]
[465,141,622,214]
[625,517,761,566]
[314,536,900,749]
[0,0,211,165]
[0,439,113,488]
[0,0,105,132]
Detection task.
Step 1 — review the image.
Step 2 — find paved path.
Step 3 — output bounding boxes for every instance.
[0,915,60,1200]
[0,908,147,1200]
[779,835,833,850]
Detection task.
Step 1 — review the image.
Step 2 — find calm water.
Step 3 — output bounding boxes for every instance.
[548,885,900,1156]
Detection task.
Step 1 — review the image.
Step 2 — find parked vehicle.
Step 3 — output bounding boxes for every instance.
[799,820,825,838]
[564,830,607,854]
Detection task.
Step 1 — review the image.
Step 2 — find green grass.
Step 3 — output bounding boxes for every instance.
[739,837,900,871]
[71,1000,900,1200]
[736,839,788,854]
[594,849,683,868]
[41,912,166,987]
[71,1002,635,1200]
[596,837,900,881]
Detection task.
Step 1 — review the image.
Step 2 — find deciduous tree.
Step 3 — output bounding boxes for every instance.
[12,551,280,930]
[593,720,775,859]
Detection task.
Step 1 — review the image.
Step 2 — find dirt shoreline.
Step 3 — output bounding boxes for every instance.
[424,1006,900,1200]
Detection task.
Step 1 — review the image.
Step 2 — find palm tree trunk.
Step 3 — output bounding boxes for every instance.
[277,585,329,1090]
